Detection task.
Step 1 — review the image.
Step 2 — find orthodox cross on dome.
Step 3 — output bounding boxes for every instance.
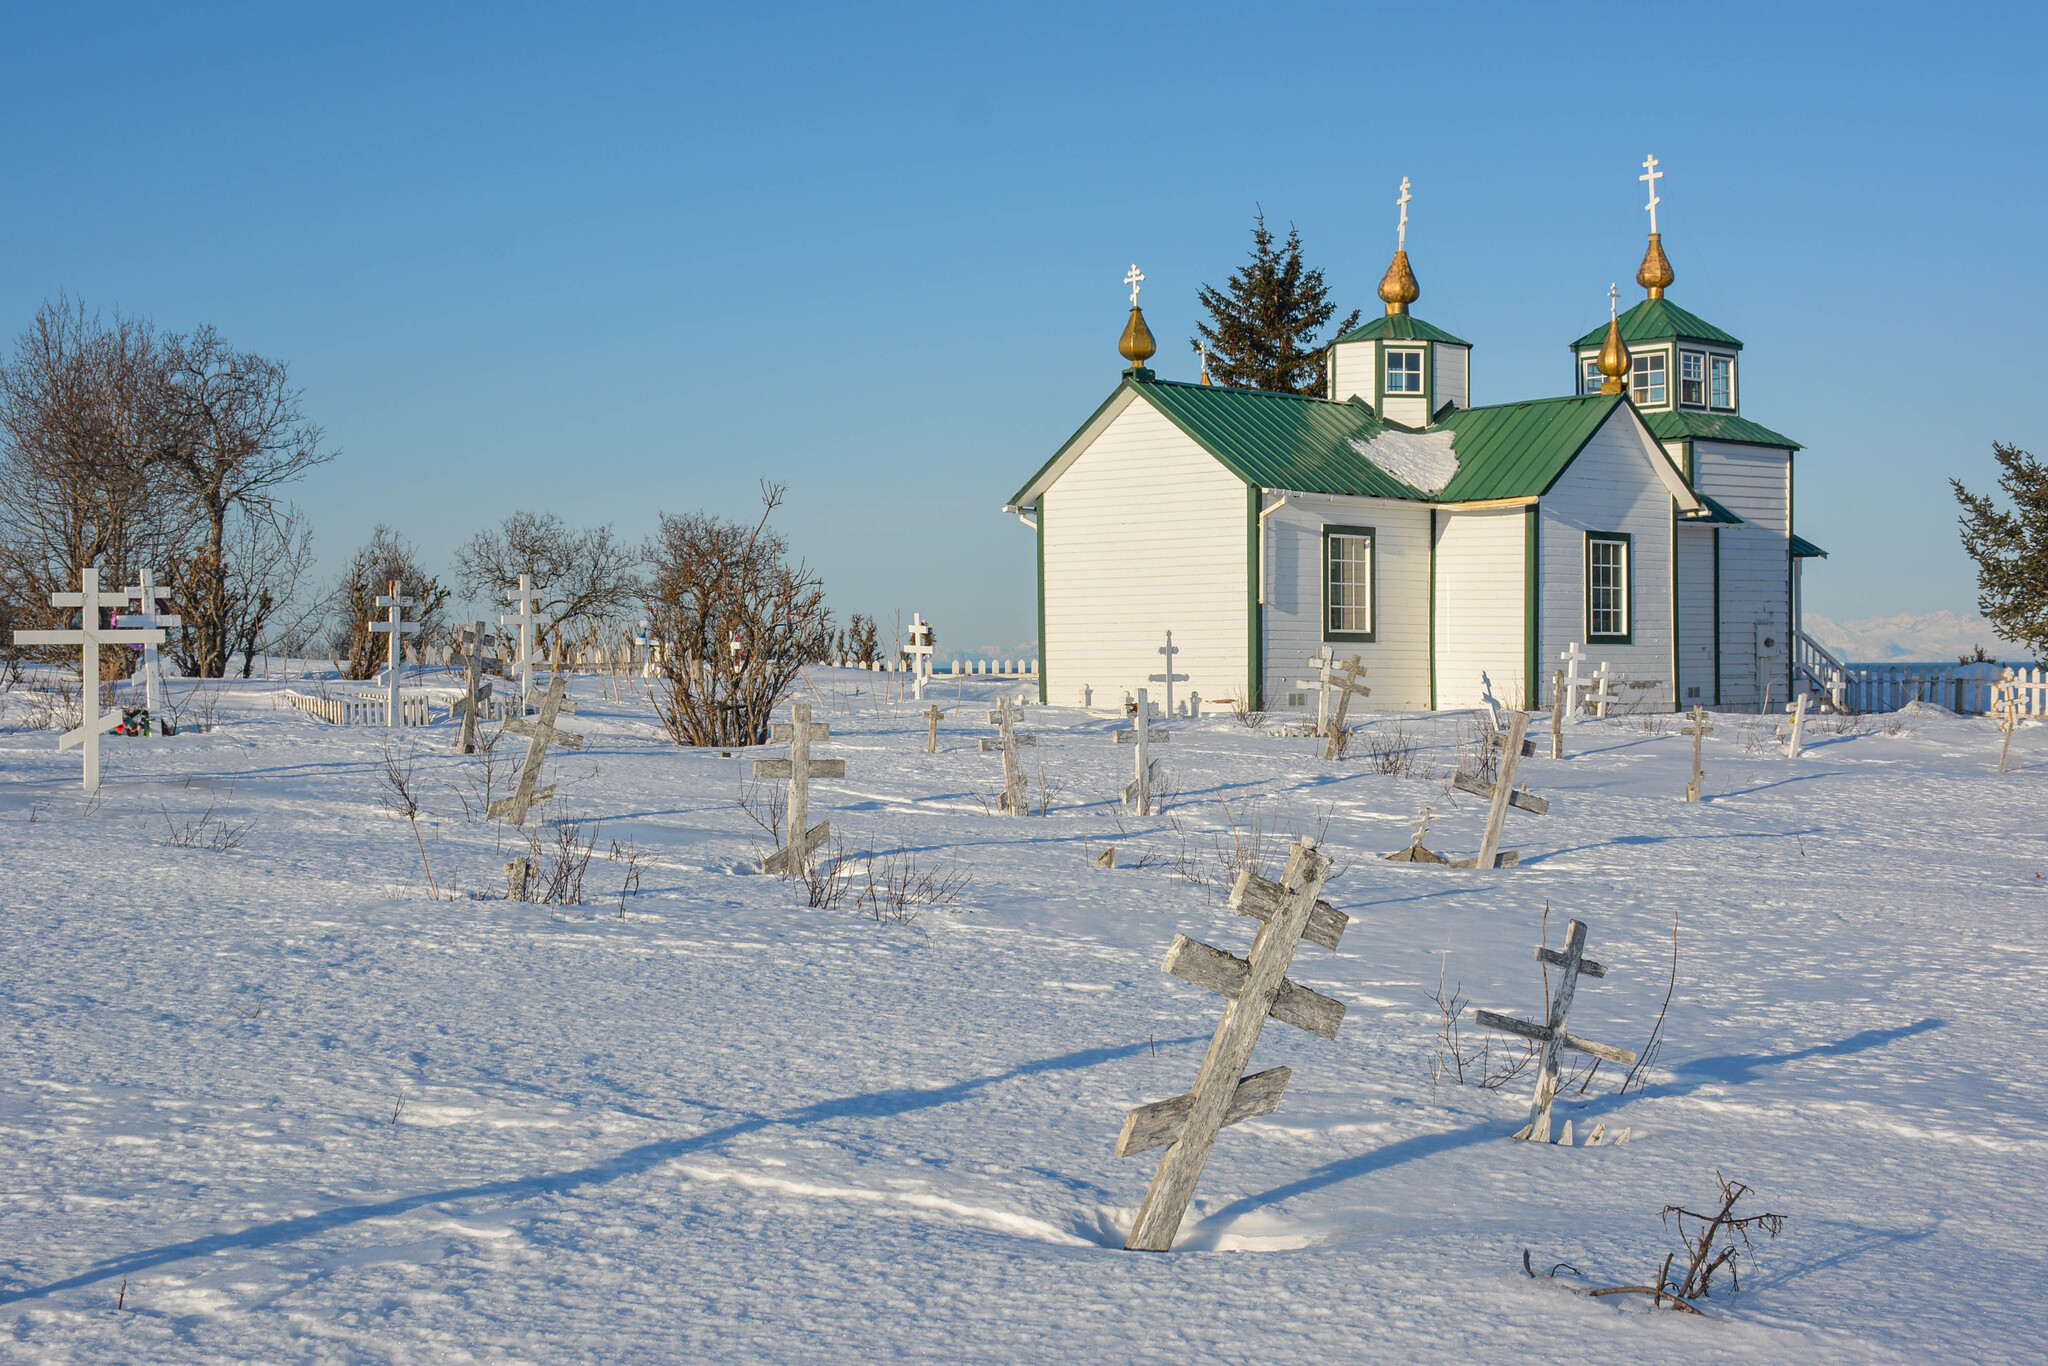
[1396,175,1412,251]
[1640,153,1662,234]
[1609,282,1619,319]
[1124,264,1145,306]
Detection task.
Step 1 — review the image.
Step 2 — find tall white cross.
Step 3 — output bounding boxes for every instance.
[1149,630,1188,717]
[1609,282,1619,320]
[1396,175,1412,252]
[12,567,167,792]
[116,567,179,718]
[906,612,935,700]
[1124,264,1145,306]
[1559,642,1590,718]
[500,574,543,709]
[370,579,419,727]
[1640,153,1662,234]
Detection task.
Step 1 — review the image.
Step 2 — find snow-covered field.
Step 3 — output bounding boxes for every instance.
[2,670,2043,1363]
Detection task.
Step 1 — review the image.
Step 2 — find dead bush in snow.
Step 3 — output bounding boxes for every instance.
[376,748,441,899]
[1591,1174,1785,1313]
[1361,720,1419,776]
[525,813,598,905]
[854,844,969,925]
[160,778,254,853]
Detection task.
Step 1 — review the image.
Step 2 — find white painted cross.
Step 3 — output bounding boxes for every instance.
[1587,660,1620,719]
[1124,263,1145,306]
[369,579,418,727]
[12,567,168,791]
[1149,630,1188,718]
[1396,174,1412,252]
[1683,704,1714,802]
[1559,642,1590,719]
[1295,645,1337,735]
[1640,152,1663,234]
[906,613,935,701]
[1449,711,1549,869]
[980,696,1037,816]
[755,700,844,873]
[1114,687,1170,816]
[452,620,495,754]
[488,675,583,825]
[115,568,179,720]
[1118,840,1346,1251]
[1473,918,1637,1144]
[633,620,657,680]
[1779,692,1810,759]
[499,574,543,711]
[1319,654,1371,760]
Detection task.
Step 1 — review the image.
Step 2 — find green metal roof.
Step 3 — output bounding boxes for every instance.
[1572,298,1742,350]
[1645,410,1800,451]
[1686,492,1745,525]
[1429,394,1627,502]
[1791,534,1828,558]
[1332,313,1470,347]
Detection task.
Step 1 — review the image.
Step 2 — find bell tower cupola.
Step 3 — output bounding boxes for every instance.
[1324,177,1471,425]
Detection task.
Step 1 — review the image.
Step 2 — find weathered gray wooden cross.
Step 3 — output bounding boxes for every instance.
[980,696,1036,815]
[922,703,945,754]
[488,674,583,825]
[1778,692,1810,759]
[1994,669,2022,773]
[1113,686,1169,816]
[1118,839,1346,1251]
[12,567,168,792]
[1550,669,1566,758]
[1448,710,1549,868]
[1682,704,1714,801]
[1317,654,1371,759]
[370,579,418,727]
[116,567,179,718]
[500,574,543,711]
[452,620,496,754]
[1295,644,1337,735]
[1473,917,1636,1143]
[1149,631,1188,717]
[755,701,844,872]
[1385,805,1448,863]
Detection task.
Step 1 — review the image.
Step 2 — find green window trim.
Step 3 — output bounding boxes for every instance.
[1586,530,1634,646]
[1376,342,1429,414]
[1321,524,1377,643]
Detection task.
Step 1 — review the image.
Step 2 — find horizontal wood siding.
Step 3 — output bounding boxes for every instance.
[1538,411,1677,710]
[1694,440,1791,708]
[1040,396,1249,706]
[1262,498,1432,710]
[1675,524,1716,705]
[1382,393,1430,427]
[1433,343,1469,409]
[1433,507,1526,709]
[1330,342,1375,404]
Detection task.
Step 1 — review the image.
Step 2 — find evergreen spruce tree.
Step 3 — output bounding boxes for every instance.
[1193,211,1360,395]
[1952,441,2048,662]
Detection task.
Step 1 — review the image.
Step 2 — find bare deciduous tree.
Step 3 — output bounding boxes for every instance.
[453,511,641,651]
[332,526,452,680]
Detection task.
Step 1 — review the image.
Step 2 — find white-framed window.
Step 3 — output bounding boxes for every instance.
[1587,533,1631,643]
[1679,350,1706,407]
[1385,349,1423,394]
[1323,526,1374,640]
[1582,357,1604,395]
[1630,353,1667,406]
[1710,355,1735,409]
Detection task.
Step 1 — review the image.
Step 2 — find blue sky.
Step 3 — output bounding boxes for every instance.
[3,3,2041,654]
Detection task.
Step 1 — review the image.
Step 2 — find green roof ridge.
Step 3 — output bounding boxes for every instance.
[1644,410,1800,451]
[1333,314,1470,347]
[1572,298,1742,350]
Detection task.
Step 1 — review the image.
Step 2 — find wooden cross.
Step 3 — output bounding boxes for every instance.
[1295,645,1337,735]
[1113,686,1169,815]
[1559,642,1589,718]
[370,579,419,727]
[115,567,179,719]
[1448,711,1548,868]
[905,613,935,701]
[487,674,583,825]
[1385,805,1448,863]
[499,574,544,710]
[1118,840,1345,1251]
[12,566,168,792]
[1682,704,1714,801]
[1550,669,1566,759]
[922,703,945,754]
[755,701,843,873]
[979,696,1037,815]
[1779,692,1810,759]
[1319,655,1371,759]
[452,620,496,754]
[1148,631,1188,717]
[1993,668,2022,773]
[1473,918,1637,1143]
[1586,660,1620,719]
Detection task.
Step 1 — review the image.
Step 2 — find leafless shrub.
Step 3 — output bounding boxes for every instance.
[854,844,970,925]
[738,777,786,847]
[1362,721,1418,776]
[1591,1174,1786,1313]
[376,748,441,899]
[1230,695,1265,729]
[1455,716,1499,783]
[163,679,221,734]
[1620,909,1679,1095]
[526,814,598,905]
[1882,711,1910,736]
[18,674,81,731]
[799,834,851,909]
[1036,759,1064,816]
[1636,707,1669,736]
[450,723,507,831]
[160,782,254,852]
[1213,796,1274,887]
[1328,723,1354,759]
[607,837,648,917]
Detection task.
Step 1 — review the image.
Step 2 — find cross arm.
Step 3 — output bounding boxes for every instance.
[1472,1009,1635,1065]
[1450,770,1550,815]
[1115,1066,1290,1157]
[523,689,578,713]
[771,721,830,742]
[58,710,125,749]
[369,620,420,635]
[1536,946,1606,977]
[1227,867,1347,950]
[1113,728,1170,745]
[1162,935,1344,1041]
[505,718,585,749]
[978,735,1036,752]
[753,758,846,779]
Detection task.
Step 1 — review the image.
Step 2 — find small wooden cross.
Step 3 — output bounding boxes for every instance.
[499,574,544,711]
[1473,918,1637,1143]
[1586,660,1620,719]
[755,701,843,873]
[1559,642,1589,718]
[922,703,945,754]
[370,579,419,727]
[1778,692,1810,759]
[452,620,496,754]
[488,674,584,825]
[1549,669,1566,759]
[114,567,179,720]
[12,566,168,792]
[1448,711,1548,868]
[1682,704,1714,802]
[1112,686,1169,815]
[1993,668,2022,773]
[1319,654,1371,760]
[1118,840,1345,1251]
[980,696,1037,815]
[1385,805,1448,863]
[1295,645,1337,735]
[1148,631,1188,717]
[905,613,936,701]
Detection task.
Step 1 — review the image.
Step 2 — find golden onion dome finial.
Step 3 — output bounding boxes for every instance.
[1378,176,1419,315]
[1636,153,1674,298]
[1597,282,1630,395]
[1118,263,1156,372]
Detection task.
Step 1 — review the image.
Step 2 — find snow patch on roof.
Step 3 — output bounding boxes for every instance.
[1347,430,1460,495]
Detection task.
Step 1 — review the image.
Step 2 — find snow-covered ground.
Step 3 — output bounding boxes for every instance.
[2,670,2043,1363]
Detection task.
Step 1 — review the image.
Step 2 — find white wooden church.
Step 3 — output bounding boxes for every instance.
[1006,159,1825,714]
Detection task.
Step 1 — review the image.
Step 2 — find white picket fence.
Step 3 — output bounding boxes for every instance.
[281,689,510,726]
[1819,664,2048,716]
[828,657,1037,677]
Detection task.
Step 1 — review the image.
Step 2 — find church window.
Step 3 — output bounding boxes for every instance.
[1323,526,1375,641]
[1582,357,1604,395]
[1630,353,1667,406]
[1587,533,1632,644]
[1385,350,1423,394]
[1710,355,1735,409]
[1679,351,1706,406]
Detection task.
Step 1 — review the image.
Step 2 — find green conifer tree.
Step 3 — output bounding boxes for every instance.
[1192,211,1360,395]
[1952,441,2048,662]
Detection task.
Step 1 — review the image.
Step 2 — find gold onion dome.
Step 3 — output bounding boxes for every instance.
[1637,233,1674,298]
[1378,249,1419,315]
[1597,315,1630,395]
[1118,305,1157,369]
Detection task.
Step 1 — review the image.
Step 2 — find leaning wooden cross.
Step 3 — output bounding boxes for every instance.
[1149,630,1188,717]
[452,620,496,754]
[979,696,1036,815]
[369,579,419,727]
[1448,710,1549,868]
[12,567,168,792]
[115,567,179,721]
[1993,668,2022,773]
[922,703,945,754]
[487,675,583,825]
[1682,704,1714,801]
[1778,692,1810,759]
[1295,644,1337,735]
[1118,840,1346,1251]
[1318,654,1371,759]
[1113,686,1169,816]
[756,701,844,872]
[1473,917,1636,1144]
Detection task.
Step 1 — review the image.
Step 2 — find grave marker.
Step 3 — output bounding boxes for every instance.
[487,674,583,825]
[369,579,418,727]
[1549,670,1566,759]
[1587,660,1619,719]
[115,567,179,719]
[1315,654,1371,759]
[1682,705,1714,801]
[755,700,843,872]
[1472,917,1636,1143]
[452,620,495,754]
[1385,805,1448,863]
[922,703,945,754]
[11,566,167,791]
[1112,686,1169,816]
[499,574,543,710]
[1993,668,2022,773]
[1448,711,1548,868]
[1117,840,1345,1251]
[979,696,1036,815]
[1295,644,1337,735]
[906,613,935,701]
[1778,692,1810,759]
[1149,630,1188,718]
[1559,642,1590,718]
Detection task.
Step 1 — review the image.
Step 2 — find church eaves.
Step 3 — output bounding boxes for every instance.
[1572,298,1741,350]
[1644,410,1801,450]
[1331,314,1470,347]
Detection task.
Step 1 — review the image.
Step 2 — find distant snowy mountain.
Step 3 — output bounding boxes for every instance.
[1804,608,2020,663]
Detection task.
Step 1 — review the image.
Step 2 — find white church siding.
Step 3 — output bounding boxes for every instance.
[1433,343,1468,410]
[1694,440,1792,709]
[1038,396,1250,707]
[1329,342,1375,405]
[1433,506,1527,710]
[1381,390,1430,428]
[1260,497,1432,711]
[1675,523,1718,706]
[1537,411,1678,712]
